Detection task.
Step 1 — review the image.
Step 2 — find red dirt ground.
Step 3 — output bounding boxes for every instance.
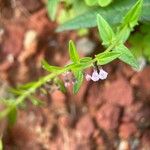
[0,0,150,150]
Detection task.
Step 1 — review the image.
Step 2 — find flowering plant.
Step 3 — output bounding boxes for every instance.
[0,0,142,125]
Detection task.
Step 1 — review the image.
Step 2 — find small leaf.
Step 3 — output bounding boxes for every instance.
[97,14,115,47]
[54,78,66,93]
[29,96,44,106]
[7,106,17,126]
[98,0,113,7]
[80,57,92,63]
[115,45,139,70]
[9,88,23,95]
[42,60,62,72]
[73,71,84,94]
[17,82,36,90]
[47,0,59,21]
[116,26,130,44]
[96,51,121,65]
[116,0,143,43]
[120,0,143,30]
[69,40,80,63]
[71,62,91,70]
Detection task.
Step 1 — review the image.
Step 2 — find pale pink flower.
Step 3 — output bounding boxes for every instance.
[91,70,100,82]
[98,69,108,80]
[85,69,108,82]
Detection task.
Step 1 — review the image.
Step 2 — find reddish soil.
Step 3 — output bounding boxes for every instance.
[0,0,150,150]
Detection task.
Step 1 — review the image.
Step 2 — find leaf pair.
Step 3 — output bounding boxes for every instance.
[96,0,143,70]
[85,0,112,7]
[69,41,84,94]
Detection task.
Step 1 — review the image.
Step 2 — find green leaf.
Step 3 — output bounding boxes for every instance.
[116,0,143,43]
[115,45,139,70]
[96,51,121,65]
[97,14,115,46]
[54,78,66,93]
[116,26,131,44]
[17,82,36,90]
[80,57,92,63]
[42,60,62,72]
[57,0,149,32]
[73,71,84,94]
[0,138,3,150]
[9,88,23,95]
[29,96,44,106]
[120,0,143,30]
[70,62,91,70]
[84,0,97,6]
[47,0,59,21]
[98,0,113,7]
[7,106,17,126]
[69,40,80,63]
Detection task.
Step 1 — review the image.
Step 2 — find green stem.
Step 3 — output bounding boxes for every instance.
[0,40,118,120]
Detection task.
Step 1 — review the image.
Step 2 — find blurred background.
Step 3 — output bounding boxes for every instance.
[0,0,150,149]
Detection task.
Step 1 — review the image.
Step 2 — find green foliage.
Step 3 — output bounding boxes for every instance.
[73,71,84,94]
[96,51,121,65]
[29,96,44,106]
[119,0,143,30]
[117,0,143,43]
[47,0,59,21]
[0,0,143,129]
[97,14,115,46]
[57,0,149,32]
[7,106,17,126]
[114,45,139,69]
[129,24,150,62]
[42,60,62,72]
[98,0,113,7]
[69,40,80,63]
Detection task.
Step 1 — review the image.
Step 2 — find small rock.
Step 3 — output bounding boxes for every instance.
[103,77,133,106]
[118,140,130,150]
[119,122,137,139]
[96,104,121,131]
[23,30,38,50]
[76,114,94,139]
[51,90,66,105]
[76,38,96,55]
[18,30,38,62]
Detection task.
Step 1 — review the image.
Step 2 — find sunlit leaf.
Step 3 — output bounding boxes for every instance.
[97,14,115,46]
[42,60,62,72]
[114,44,139,70]
[69,40,80,63]
[96,51,121,65]
[73,71,84,94]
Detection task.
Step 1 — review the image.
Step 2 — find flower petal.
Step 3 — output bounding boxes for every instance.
[91,70,100,81]
[85,74,91,81]
[99,69,108,80]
